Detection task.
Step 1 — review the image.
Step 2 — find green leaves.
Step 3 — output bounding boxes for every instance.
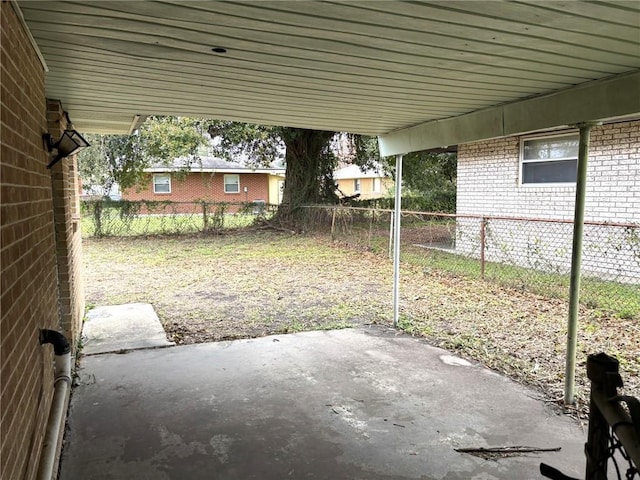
[205,120,285,167]
[78,116,208,194]
[383,151,457,212]
[140,116,205,162]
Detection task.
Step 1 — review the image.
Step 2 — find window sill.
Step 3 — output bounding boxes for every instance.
[519,183,576,188]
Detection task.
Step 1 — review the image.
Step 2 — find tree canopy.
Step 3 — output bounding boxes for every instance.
[204,121,380,221]
[78,117,206,194]
[382,151,457,212]
[78,116,457,223]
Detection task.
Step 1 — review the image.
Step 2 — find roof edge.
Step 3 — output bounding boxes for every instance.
[145,168,285,174]
[379,71,640,156]
[11,1,48,72]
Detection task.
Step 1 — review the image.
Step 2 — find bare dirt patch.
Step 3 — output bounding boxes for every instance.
[83,231,639,416]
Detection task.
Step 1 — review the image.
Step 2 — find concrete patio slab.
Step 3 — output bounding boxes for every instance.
[61,327,586,479]
[82,303,174,355]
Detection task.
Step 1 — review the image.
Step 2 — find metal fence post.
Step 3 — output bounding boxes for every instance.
[93,199,103,237]
[480,217,486,279]
[368,208,375,248]
[331,206,337,241]
[201,201,208,233]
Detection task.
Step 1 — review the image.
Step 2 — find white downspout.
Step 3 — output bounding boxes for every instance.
[38,330,72,480]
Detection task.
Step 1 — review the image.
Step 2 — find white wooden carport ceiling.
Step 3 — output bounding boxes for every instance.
[19,1,640,154]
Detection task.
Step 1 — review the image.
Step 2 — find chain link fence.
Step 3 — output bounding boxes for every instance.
[80,201,639,319]
[80,199,276,237]
[300,205,640,320]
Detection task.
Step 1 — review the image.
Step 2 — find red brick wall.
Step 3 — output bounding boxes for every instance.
[124,171,271,203]
[123,171,271,205]
[1,3,62,479]
[48,100,85,347]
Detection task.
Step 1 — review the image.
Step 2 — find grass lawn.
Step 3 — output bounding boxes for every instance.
[402,246,640,320]
[83,230,639,416]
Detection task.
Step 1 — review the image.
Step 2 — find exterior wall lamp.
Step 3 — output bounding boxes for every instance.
[43,129,90,169]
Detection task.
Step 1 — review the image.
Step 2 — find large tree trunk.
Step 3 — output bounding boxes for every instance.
[276,128,337,226]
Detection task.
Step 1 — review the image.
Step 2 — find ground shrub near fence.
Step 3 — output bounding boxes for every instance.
[301,205,640,320]
[80,199,276,237]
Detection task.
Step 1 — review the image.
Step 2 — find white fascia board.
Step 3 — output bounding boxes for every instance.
[216,169,286,174]
[378,108,503,157]
[378,71,640,156]
[10,1,48,72]
[146,168,197,173]
[145,168,285,174]
[335,172,386,180]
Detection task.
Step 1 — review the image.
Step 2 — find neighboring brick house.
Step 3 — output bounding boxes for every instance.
[122,157,285,209]
[334,164,392,200]
[455,120,640,281]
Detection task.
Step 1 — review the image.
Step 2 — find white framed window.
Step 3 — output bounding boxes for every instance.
[520,133,579,185]
[153,174,171,194]
[354,178,361,193]
[372,177,381,193]
[224,174,240,193]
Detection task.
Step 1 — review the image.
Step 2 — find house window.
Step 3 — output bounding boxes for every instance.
[153,174,171,194]
[224,174,240,193]
[520,133,579,185]
[372,177,381,193]
[354,178,361,192]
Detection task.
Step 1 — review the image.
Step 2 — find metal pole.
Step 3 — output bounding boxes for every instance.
[479,217,486,279]
[368,208,374,246]
[388,212,394,260]
[564,122,597,405]
[330,206,337,241]
[392,154,404,328]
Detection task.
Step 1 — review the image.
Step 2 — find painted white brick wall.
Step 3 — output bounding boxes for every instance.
[457,120,640,223]
[455,120,640,283]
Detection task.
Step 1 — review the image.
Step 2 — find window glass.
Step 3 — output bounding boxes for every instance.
[224,174,240,193]
[522,160,577,184]
[354,179,361,192]
[521,134,578,184]
[372,178,381,193]
[153,174,171,193]
[523,136,578,160]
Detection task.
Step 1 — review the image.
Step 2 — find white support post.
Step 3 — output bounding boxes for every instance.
[392,154,404,328]
[388,212,394,260]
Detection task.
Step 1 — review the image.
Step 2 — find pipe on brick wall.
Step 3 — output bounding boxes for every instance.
[37,330,72,480]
